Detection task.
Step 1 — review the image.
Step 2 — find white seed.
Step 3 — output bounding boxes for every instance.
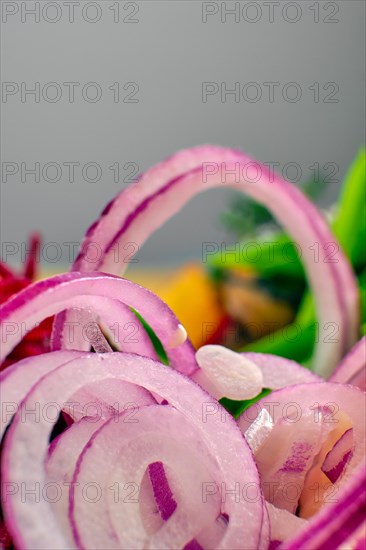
[195,345,263,400]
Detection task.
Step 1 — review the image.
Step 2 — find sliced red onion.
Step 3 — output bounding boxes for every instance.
[64,376,157,422]
[183,540,204,550]
[330,336,366,390]
[141,439,237,549]
[256,410,330,514]
[70,405,222,549]
[1,286,153,357]
[321,428,353,484]
[168,323,188,349]
[193,345,263,400]
[241,353,322,389]
[46,417,107,547]
[0,349,156,442]
[70,382,149,423]
[0,272,197,374]
[266,502,307,545]
[148,460,177,520]
[51,297,156,357]
[71,146,358,376]
[0,350,83,440]
[280,463,366,550]
[259,503,271,550]
[339,520,366,550]
[245,408,274,454]
[46,390,156,546]
[146,455,232,549]
[192,515,230,550]
[2,352,265,549]
[238,382,366,517]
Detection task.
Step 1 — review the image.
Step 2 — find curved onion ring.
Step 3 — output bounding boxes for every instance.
[0,146,363,550]
[70,406,223,549]
[0,272,197,374]
[265,502,307,546]
[0,350,83,439]
[70,146,358,376]
[238,382,365,484]
[280,464,366,550]
[238,382,365,548]
[46,392,156,547]
[329,336,365,390]
[46,417,107,547]
[241,353,322,389]
[52,297,157,357]
[238,383,365,528]
[1,351,266,550]
[321,428,353,484]
[0,350,156,441]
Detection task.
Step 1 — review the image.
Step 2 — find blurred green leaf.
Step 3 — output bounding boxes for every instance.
[241,323,316,365]
[242,269,365,367]
[208,233,305,279]
[221,173,329,239]
[208,150,366,369]
[359,267,366,324]
[220,196,276,237]
[332,149,366,270]
[295,292,315,327]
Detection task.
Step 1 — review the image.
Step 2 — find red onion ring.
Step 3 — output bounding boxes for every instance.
[321,428,353,484]
[52,296,157,357]
[0,350,83,439]
[266,502,307,546]
[70,146,358,376]
[1,351,266,549]
[46,417,108,547]
[0,272,197,374]
[0,146,363,548]
[241,353,322,389]
[329,336,365,390]
[70,406,223,549]
[238,382,365,487]
[280,464,366,550]
[238,382,365,542]
[46,378,156,548]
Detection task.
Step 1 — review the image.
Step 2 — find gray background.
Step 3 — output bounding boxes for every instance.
[1,0,365,271]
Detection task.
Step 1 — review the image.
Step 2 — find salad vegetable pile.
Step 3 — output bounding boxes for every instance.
[0,146,365,549]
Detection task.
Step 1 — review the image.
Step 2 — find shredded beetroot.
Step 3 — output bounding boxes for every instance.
[0,235,52,370]
[0,521,13,549]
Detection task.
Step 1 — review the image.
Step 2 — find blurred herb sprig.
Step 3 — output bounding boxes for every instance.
[220,172,329,239]
[210,149,366,366]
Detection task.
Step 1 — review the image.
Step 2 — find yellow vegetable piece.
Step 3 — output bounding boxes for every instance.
[130,264,224,349]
